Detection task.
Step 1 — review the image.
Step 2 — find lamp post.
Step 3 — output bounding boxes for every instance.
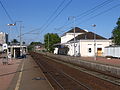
[8,21,23,57]
[7,24,16,44]
[7,23,16,55]
[15,21,23,57]
[68,16,76,56]
[92,24,96,60]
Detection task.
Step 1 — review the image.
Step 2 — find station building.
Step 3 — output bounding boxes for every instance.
[54,27,112,57]
[8,45,27,58]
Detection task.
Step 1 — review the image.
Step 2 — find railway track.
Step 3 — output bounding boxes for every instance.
[45,55,120,86]
[30,52,120,90]
[32,53,90,90]
[40,62,90,90]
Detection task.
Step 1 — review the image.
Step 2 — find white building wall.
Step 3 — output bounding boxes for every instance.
[64,40,111,57]
[60,31,112,57]
[66,43,73,56]
[79,41,94,57]
[65,42,80,56]
[61,33,83,44]
[0,32,8,44]
[79,40,112,57]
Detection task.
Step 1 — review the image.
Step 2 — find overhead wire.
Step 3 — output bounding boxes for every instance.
[56,0,115,31]
[56,1,120,36]
[0,0,14,23]
[42,0,66,27]
[34,0,66,34]
[26,0,116,39]
[0,0,21,42]
[12,0,118,42]
[0,0,38,41]
[20,0,72,37]
[76,0,115,21]
[40,0,72,34]
[77,3,120,25]
[36,0,116,39]
[76,0,114,18]
[19,0,66,37]
[64,4,120,36]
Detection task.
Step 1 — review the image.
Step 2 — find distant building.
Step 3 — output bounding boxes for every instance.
[0,44,2,52]
[8,45,27,58]
[0,32,8,44]
[54,27,112,57]
[0,32,8,52]
[34,44,45,52]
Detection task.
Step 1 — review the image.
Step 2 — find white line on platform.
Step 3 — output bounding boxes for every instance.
[14,60,25,90]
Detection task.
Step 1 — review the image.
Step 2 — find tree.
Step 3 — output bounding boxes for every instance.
[112,17,120,45]
[30,42,42,45]
[11,39,19,44]
[44,33,60,52]
[11,39,26,45]
[22,41,25,45]
[28,42,42,51]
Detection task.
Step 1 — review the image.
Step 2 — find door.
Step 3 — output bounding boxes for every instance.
[97,48,102,56]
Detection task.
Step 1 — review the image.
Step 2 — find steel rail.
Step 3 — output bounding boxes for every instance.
[30,52,120,90]
[44,54,120,86]
[61,70,91,90]
[36,60,65,90]
[36,55,91,90]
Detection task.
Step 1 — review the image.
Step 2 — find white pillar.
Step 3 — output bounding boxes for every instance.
[14,48,16,58]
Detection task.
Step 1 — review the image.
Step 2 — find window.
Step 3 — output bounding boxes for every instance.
[88,44,92,45]
[88,48,92,53]
[97,44,102,45]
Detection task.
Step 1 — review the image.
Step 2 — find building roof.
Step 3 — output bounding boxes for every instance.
[66,27,87,33]
[61,27,87,37]
[69,32,107,42]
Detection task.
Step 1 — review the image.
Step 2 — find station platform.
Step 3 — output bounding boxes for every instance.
[0,55,53,90]
[45,52,120,68]
[79,56,120,67]
[0,57,21,90]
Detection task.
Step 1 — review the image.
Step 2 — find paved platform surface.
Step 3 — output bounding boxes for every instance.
[0,57,22,90]
[45,52,120,67]
[0,55,53,90]
[79,57,120,67]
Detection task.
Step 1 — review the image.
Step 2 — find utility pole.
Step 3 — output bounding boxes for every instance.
[15,21,23,57]
[92,24,96,60]
[68,16,76,56]
[48,33,49,52]
[73,17,76,57]
[20,23,22,56]
[7,23,16,56]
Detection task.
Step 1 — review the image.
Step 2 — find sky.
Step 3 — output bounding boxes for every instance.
[0,0,120,44]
